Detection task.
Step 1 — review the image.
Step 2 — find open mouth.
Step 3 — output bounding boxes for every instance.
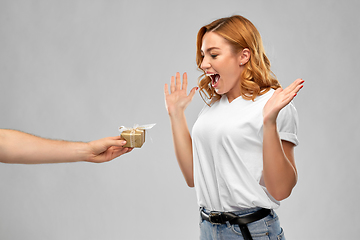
[207,73,220,87]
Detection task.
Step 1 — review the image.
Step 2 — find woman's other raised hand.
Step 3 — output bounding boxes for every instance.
[263,78,304,125]
[164,72,198,116]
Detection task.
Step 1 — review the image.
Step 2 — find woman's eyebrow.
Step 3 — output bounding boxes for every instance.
[201,47,220,54]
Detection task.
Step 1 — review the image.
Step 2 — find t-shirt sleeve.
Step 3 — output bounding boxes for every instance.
[276,101,299,146]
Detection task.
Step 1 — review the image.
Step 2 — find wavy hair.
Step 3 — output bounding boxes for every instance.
[196,15,281,104]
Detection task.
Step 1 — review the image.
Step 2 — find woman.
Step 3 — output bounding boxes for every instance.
[164,15,303,240]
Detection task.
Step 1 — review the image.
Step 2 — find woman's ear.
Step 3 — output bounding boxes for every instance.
[239,48,250,66]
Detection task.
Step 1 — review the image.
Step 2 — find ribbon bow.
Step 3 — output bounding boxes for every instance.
[118,123,156,134]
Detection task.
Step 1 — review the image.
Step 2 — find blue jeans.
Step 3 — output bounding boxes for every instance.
[199,207,285,240]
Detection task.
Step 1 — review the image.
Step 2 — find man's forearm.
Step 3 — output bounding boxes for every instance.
[0,129,89,164]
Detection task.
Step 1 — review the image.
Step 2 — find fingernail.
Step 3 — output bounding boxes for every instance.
[196,87,199,90]
[294,93,297,97]
[121,140,126,144]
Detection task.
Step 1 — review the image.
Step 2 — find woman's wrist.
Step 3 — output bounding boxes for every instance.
[263,112,278,127]
[168,107,185,118]
[263,118,277,130]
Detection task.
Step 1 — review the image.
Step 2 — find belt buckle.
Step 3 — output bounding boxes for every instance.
[209,211,222,225]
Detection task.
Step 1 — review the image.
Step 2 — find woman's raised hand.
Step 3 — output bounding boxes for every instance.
[263,78,304,124]
[164,72,198,116]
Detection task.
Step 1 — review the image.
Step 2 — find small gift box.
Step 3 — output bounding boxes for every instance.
[120,129,145,148]
[118,124,155,148]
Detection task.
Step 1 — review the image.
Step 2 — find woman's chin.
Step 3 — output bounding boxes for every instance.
[214,88,224,95]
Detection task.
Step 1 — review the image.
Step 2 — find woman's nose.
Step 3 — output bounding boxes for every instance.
[200,57,210,70]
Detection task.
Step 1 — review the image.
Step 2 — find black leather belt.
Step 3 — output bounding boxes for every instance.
[201,208,271,240]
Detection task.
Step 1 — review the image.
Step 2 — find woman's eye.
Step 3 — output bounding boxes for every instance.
[211,54,218,58]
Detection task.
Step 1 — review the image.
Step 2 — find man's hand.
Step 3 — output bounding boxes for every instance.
[86,136,133,163]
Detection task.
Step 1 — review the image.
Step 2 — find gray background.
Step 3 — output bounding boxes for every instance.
[0,0,359,239]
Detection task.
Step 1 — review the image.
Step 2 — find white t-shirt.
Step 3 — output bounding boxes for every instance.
[192,89,299,212]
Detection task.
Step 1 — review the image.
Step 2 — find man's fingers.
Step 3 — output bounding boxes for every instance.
[105,147,129,160]
[100,137,127,147]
